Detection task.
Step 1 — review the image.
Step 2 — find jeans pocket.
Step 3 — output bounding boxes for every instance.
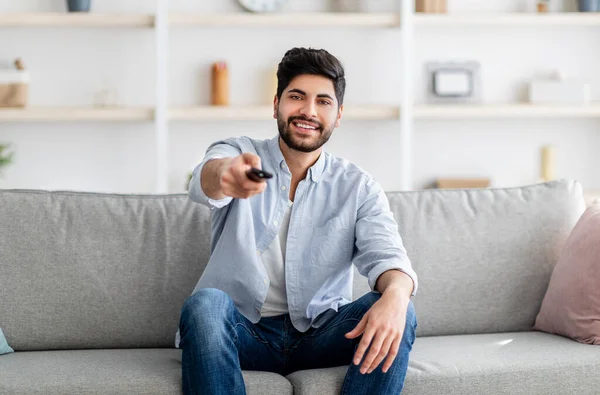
[235,322,269,344]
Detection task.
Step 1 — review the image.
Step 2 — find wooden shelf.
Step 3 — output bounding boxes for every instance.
[5,104,598,121]
[170,13,400,27]
[415,104,600,119]
[414,13,600,26]
[0,107,154,122]
[170,105,400,121]
[0,13,154,27]
[3,12,597,28]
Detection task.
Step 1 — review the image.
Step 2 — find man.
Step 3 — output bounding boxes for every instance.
[179,47,418,394]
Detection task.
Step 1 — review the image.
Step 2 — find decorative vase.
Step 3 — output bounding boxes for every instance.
[67,0,91,12]
[578,0,600,12]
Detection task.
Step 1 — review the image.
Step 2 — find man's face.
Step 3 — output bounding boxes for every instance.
[274,74,343,153]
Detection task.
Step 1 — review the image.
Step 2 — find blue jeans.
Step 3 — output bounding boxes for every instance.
[179,288,417,395]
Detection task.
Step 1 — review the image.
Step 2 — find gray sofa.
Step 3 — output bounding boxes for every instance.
[1,179,599,394]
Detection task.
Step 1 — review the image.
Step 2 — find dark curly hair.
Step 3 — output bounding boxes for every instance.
[276,47,346,107]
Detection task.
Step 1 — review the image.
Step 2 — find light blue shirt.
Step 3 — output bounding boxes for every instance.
[187,135,418,334]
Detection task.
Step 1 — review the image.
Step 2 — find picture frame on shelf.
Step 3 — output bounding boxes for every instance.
[426,61,481,104]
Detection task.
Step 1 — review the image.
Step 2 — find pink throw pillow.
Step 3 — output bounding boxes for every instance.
[533,203,600,345]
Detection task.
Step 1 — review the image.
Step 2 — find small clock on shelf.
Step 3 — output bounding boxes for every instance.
[237,0,288,12]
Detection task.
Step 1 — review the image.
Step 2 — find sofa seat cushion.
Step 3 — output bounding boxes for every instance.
[286,332,600,395]
[0,349,292,395]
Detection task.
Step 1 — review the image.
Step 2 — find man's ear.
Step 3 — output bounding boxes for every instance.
[335,104,344,128]
[273,96,279,119]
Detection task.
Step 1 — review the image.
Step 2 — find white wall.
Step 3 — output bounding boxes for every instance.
[0,0,598,193]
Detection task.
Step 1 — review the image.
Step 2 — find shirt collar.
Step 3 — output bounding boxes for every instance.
[267,135,325,184]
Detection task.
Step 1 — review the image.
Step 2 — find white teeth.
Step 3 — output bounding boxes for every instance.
[296,123,316,130]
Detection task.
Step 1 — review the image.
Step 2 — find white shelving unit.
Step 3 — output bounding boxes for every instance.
[0,4,412,192]
[1,5,599,194]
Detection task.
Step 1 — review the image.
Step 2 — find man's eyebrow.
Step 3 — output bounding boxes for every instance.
[287,89,334,101]
[316,93,335,101]
[288,88,306,96]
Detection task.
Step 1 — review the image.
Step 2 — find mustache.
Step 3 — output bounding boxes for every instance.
[288,116,322,130]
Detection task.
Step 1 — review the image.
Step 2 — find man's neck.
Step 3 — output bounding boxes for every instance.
[278,137,321,181]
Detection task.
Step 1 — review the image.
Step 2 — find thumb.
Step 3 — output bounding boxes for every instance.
[241,153,262,170]
[345,315,368,339]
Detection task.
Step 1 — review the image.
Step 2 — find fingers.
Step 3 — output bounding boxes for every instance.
[220,153,268,199]
[359,330,386,374]
[222,174,266,198]
[382,336,401,373]
[241,152,262,170]
[352,326,375,368]
[365,333,394,374]
[345,315,368,340]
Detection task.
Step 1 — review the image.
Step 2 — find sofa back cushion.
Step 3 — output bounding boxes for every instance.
[354,180,585,337]
[0,180,586,349]
[0,190,212,351]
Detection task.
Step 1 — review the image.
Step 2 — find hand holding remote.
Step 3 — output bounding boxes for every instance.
[218,153,268,199]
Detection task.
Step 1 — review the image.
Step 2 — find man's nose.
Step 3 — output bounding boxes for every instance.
[300,100,317,119]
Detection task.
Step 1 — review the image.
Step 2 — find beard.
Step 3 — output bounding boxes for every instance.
[277,109,335,153]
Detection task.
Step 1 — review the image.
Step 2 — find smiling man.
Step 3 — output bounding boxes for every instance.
[179,47,419,395]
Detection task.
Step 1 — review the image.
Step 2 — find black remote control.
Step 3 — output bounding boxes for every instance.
[247,167,273,182]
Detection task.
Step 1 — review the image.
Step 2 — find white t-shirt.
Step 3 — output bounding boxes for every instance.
[260,201,293,317]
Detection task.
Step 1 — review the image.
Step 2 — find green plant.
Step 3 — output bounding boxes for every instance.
[0,144,14,170]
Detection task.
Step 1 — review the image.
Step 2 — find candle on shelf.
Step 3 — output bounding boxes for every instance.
[211,61,229,106]
[541,145,555,181]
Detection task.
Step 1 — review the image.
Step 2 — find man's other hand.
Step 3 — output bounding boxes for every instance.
[345,290,410,374]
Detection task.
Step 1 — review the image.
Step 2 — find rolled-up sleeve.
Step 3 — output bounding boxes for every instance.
[353,177,418,296]
[188,142,241,209]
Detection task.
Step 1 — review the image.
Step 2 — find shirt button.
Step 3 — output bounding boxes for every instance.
[256,250,260,255]
[274,220,279,226]
[280,163,286,169]
[263,278,268,284]
[281,185,286,191]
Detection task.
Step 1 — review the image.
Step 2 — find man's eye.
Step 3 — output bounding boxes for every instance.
[319,100,331,106]
[291,95,302,100]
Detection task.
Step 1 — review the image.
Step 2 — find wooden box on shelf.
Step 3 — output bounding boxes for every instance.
[416,0,447,13]
[0,82,27,108]
[436,178,491,189]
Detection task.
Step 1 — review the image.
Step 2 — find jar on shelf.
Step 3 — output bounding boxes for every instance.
[536,0,550,13]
